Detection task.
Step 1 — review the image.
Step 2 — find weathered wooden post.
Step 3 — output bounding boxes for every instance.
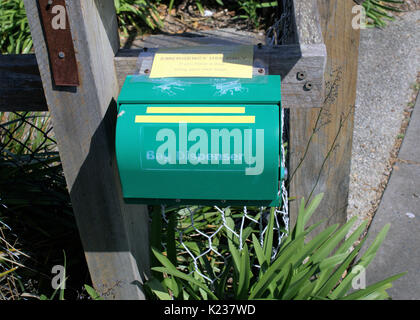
[289,0,360,230]
[23,0,150,299]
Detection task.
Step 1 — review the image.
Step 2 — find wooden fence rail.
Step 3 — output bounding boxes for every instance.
[0,54,47,111]
[1,43,326,112]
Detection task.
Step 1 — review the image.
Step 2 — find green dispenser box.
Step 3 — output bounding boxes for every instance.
[116,75,282,206]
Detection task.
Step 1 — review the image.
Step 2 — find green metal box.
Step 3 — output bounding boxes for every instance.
[116,75,282,206]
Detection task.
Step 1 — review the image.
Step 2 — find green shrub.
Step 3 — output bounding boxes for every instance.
[235,1,278,29]
[145,194,405,300]
[114,0,163,35]
[0,0,32,54]
[0,0,406,55]
[0,113,87,299]
[363,0,404,28]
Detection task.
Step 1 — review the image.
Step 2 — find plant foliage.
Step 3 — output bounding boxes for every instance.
[0,0,406,54]
[145,194,405,300]
[114,0,164,35]
[363,0,404,28]
[0,112,88,299]
[0,0,32,54]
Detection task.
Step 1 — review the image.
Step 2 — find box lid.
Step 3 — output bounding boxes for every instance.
[117,75,281,105]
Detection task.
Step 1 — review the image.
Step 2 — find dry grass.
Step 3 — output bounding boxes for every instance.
[0,223,30,300]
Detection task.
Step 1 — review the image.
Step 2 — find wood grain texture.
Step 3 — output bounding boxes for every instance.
[293,0,324,45]
[121,28,266,49]
[23,0,149,299]
[115,43,326,109]
[2,42,326,111]
[0,54,47,111]
[289,0,359,231]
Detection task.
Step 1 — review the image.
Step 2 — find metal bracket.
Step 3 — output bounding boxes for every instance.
[38,0,79,86]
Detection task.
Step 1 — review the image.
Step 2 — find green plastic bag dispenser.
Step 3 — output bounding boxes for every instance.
[116,75,282,206]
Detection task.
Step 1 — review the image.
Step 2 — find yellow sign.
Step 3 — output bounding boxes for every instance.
[135,115,255,124]
[149,45,254,79]
[146,107,246,114]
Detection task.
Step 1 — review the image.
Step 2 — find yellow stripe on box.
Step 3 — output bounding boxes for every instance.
[135,115,255,124]
[146,107,246,114]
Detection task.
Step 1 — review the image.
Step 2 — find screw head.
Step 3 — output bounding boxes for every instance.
[303,81,313,91]
[144,69,150,74]
[58,51,65,59]
[258,68,264,74]
[297,71,307,81]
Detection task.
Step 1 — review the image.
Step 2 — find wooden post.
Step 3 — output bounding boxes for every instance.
[23,0,150,299]
[289,0,360,230]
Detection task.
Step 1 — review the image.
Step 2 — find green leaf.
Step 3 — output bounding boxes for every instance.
[168,0,175,13]
[282,265,318,300]
[359,224,390,265]
[293,223,339,267]
[152,266,218,300]
[215,258,233,299]
[342,273,406,300]
[0,267,17,278]
[310,216,358,264]
[151,248,218,300]
[293,194,324,243]
[276,263,293,299]
[84,284,104,300]
[294,198,306,238]
[163,275,181,298]
[263,207,276,263]
[335,219,369,255]
[249,232,306,299]
[252,233,267,272]
[237,244,251,299]
[330,223,392,299]
[59,251,66,300]
[195,1,204,15]
[294,279,318,300]
[318,252,350,271]
[315,237,367,298]
[303,193,324,227]
[228,236,241,275]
